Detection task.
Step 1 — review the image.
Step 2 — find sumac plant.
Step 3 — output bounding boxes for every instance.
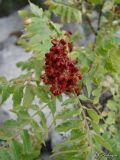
[0,0,120,159]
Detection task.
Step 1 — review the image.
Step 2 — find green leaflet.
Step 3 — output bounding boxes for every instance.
[106,112,115,125]
[56,108,81,119]
[1,84,12,103]
[38,111,48,138]
[30,2,43,17]
[31,120,44,144]
[18,110,30,121]
[91,121,100,133]
[12,84,24,107]
[71,129,85,139]
[53,153,85,160]
[27,18,51,40]
[4,119,19,128]
[94,134,112,152]
[23,85,35,107]
[87,108,100,123]
[48,98,56,115]
[56,119,82,132]
[62,97,78,106]
[45,0,82,23]
[53,135,87,152]
[35,86,49,103]
[21,130,33,155]
[11,140,22,160]
[107,100,118,111]
[79,95,90,101]
[49,21,61,35]
[104,56,116,72]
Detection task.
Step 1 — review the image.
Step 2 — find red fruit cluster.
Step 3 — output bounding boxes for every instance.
[42,38,82,96]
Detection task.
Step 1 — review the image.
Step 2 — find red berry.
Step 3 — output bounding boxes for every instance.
[60,39,66,45]
[51,39,58,46]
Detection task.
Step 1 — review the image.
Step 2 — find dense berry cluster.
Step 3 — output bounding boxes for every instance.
[42,38,82,96]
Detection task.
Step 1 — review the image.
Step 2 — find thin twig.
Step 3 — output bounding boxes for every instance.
[82,0,97,36]
[86,15,97,36]
[74,91,93,150]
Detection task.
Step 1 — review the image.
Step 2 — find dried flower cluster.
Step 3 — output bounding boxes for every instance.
[42,38,82,96]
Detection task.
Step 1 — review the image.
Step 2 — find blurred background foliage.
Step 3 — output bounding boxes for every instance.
[0,0,44,17]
